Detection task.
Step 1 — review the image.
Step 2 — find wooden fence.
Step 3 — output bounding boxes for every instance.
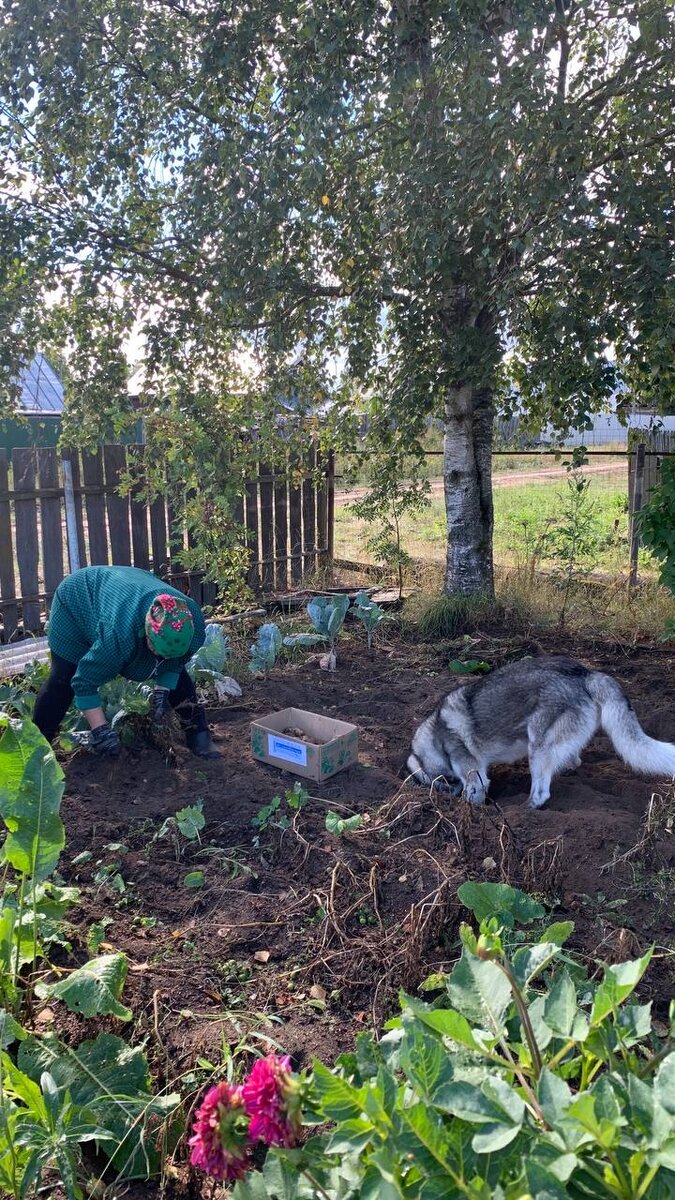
[0,444,334,642]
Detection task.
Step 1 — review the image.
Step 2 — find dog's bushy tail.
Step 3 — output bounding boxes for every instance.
[587,672,675,776]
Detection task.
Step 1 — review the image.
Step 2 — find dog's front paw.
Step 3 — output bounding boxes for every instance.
[463,771,486,805]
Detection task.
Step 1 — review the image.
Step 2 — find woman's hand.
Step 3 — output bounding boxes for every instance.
[90,724,121,757]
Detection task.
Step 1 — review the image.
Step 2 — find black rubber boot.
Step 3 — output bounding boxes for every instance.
[185,728,220,759]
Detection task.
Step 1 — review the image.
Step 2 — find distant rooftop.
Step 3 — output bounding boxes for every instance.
[16,354,64,415]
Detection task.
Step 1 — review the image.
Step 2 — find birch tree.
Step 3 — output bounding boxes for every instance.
[1,0,673,595]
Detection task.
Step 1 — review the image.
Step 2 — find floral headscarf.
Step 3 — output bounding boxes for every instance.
[145,593,194,658]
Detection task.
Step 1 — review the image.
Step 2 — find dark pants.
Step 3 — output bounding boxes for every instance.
[33,653,207,743]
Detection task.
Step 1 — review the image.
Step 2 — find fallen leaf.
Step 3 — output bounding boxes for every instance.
[354,1011,367,1023]
[254,950,271,964]
[482,857,497,870]
[309,983,327,1001]
[129,962,150,973]
[398,874,408,883]
[34,1008,55,1026]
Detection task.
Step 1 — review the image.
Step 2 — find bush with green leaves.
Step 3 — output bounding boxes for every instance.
[231,881,675,1200]
[0,716,181,1198]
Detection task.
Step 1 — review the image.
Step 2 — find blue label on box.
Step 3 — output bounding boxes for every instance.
[268,734,308,766]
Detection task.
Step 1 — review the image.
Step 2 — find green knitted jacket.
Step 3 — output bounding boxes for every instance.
[48,566,205,710]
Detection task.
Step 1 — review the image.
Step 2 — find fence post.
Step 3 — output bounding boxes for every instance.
[326,449,335,564]
[61,458,81,573]
[629,442,646,587]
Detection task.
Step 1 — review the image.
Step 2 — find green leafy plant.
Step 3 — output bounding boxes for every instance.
[36,954,133,1022]
[13,1032,181,1184]
[352,591,387,649]
[283,594,351,666]
[0,716,68,1008]
[183,870,205,889]
[0,1062,115,1200]
[350,475,431,601]
[231,881,675,1200]
[449,658,491,674]
[325,811,364,836]
[0,720,182,1195]
[99,678,152,730]
[248,623,283,675]
[149,800,206,861]
[548,464,601,628]
[187,622,231,682]
[251,783,309,845]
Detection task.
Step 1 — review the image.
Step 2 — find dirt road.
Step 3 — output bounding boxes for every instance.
[336,458,626,504]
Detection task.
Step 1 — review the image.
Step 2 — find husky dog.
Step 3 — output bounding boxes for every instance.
[407,655,675,809]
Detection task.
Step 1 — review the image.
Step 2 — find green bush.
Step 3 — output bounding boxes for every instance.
[233,882,675,1200]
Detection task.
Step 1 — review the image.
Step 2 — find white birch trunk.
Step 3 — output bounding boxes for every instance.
[443,385,495,597]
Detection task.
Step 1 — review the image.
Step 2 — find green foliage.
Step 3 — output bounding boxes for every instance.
[456,881,545,928]
[351,475,431,601]
[0,717,65,883]
[186,623,231,683]
[641,459,675,608]
[449,659,490,675]
[233,883,675,1200]
[248,624,283,675]
[352,591,387,650]
[325,812,364,836]
[182,870,205,889]
[306,595,350,649]
[417,597,496,640]
[547,469,601,627]
[252,784,309,841]
[1,2,674,597]
[99,678,152,730]
[16,1032,182,1181]
[0,718,179,1194]
[174,801,205,841]
[35,954,133,1022]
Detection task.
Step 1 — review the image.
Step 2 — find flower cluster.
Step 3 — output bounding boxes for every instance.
[189,1053,302,1182]
[188,1082,250,1182]
[242,1054,302,1147]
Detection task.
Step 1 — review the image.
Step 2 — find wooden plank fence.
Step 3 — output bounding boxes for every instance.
[0,444,334,642]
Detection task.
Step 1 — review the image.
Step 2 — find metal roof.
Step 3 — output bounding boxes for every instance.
[16,354,64,415]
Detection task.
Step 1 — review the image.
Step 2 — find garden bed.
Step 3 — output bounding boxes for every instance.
[52,627,675,1196]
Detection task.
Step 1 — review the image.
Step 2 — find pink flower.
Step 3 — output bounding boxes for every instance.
[242,1054,302,1148]
[189,1081,251,1182]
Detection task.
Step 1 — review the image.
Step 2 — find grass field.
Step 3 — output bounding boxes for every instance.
[335,470,652,576]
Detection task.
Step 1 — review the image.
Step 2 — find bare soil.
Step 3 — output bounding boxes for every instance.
[49,626,675,1197]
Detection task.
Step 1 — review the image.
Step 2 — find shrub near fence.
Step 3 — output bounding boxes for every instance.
[0,445,334,642]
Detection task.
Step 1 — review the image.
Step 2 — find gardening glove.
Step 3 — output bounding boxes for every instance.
[90,723,121,758]
[151,687,172,724]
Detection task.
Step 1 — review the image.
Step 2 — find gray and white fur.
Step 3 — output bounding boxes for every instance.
[407,655,675,809]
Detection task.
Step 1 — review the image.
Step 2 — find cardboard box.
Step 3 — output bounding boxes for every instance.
[251,707,359,782]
